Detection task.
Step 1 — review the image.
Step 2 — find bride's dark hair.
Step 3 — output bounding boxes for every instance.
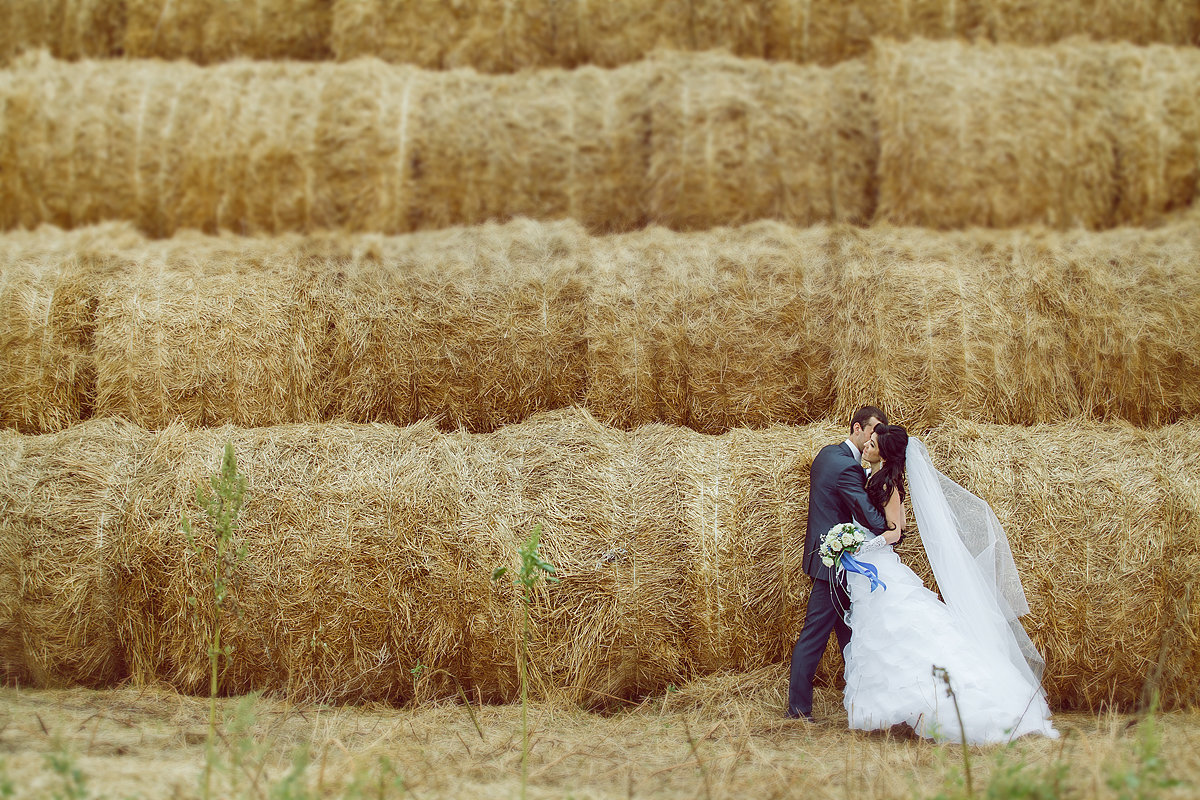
[867,424,909,521]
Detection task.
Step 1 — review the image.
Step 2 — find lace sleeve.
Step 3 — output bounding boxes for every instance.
[857,534,891,554]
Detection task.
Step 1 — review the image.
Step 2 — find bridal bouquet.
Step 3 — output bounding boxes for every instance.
[820,521,885,591]
[819,521,869,567]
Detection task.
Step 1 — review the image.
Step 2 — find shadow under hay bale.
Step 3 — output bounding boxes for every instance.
[1,412,1197,711]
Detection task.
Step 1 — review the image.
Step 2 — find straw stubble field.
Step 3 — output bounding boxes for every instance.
[1,684,1198,800]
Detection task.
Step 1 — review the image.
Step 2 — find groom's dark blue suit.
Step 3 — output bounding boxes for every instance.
[787,440,889,719]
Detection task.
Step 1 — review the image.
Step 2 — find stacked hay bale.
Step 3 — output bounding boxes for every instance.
[1,0,1198,716]
[3,217,1199,435]
[0,412,1196,710]
[4,1,1198,67]
[2,42,1200,236]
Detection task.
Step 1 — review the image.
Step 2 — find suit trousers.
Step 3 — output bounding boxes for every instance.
[787,576,851,718]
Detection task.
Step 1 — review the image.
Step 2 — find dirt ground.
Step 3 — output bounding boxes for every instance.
[1,673,1197,799]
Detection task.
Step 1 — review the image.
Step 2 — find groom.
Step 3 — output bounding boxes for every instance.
[786,406,890,720]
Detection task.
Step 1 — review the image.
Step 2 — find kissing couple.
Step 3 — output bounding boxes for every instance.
[786,406,1058,744]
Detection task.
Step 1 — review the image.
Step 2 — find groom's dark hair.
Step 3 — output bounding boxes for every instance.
[850,406,888,433]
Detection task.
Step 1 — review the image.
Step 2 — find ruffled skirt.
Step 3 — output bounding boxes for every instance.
[842,546,1057,744]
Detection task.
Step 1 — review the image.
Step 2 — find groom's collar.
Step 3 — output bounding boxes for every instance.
[843,438,862,462]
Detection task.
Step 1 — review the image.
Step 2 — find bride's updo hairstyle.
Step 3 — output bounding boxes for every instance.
[867,424,909,519]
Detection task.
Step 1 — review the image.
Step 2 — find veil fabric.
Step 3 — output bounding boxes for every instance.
[904,437,1047,686]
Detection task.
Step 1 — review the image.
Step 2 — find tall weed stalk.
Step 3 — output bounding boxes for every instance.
[493,523,559,800]
[182,440,248,800]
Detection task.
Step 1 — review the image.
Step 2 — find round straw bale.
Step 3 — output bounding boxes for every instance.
[644,53,875,229]
[0,51,879,237]
[873,38,1200,229]
[583,222,838,432]
[301,225,591,431]
[924,418,1200,712]
[978,0,1200,47]
[1107,43,1200,224]
[0,419,147,688]
[118,419,463,702]
[0,429,28,684]
[0,253,108,433]
[123,0,332,63]
[0,2,124,64]
[92,250,327,429]
[2,412,1199,709]
[823,220,1200,429]
[331,0,767,72]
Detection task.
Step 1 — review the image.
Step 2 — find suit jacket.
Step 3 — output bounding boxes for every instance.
[802,441,889,582]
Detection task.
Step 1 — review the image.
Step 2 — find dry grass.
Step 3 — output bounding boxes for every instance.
[1,412,1197,712]
[874,38,1200,229]
[0,683,1197,799]
[3,215,1199,434]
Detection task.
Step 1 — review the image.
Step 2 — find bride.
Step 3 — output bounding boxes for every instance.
[840,424,1057,744]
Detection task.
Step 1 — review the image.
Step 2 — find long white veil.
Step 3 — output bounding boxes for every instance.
[905,437,1047,689]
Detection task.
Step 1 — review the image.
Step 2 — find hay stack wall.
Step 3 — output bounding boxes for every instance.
[333,0,1200,70]
[874,39,1200,229]
[3,42,1198,237]
[3,216,1199,434]
[1,412,1197,711]
[5,1,1198,67]
[0,51,872,237]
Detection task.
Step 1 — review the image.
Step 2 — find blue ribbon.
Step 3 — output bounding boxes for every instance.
[840,552,886,592]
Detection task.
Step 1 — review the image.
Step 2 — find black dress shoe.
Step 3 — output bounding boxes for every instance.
[785,711,815,722]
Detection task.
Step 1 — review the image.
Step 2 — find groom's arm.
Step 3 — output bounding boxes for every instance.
[835,464,888,536]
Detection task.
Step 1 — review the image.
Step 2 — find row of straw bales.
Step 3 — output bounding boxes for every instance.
[1,411,1196,711]
[3,215,1199,436]
[2,41,1199,237]
[4,0,1199,69]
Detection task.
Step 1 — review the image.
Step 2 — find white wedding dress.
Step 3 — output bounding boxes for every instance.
[842,543,1058,744]
[840,438,1058,745]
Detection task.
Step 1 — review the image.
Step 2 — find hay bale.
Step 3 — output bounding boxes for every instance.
[925,418,1200,712]
[822,219,1200,429]
[0,253,106,433]
[331,0,767,72]
[118,419,464,701]
[92,248,328,430]
[331,0,1200,71]
[0,51,877,237]
[644,53,875,230]
[0,420,147,688]
[6,214,1200,434]
[302,220,591,431]
[1,412,1198,709]
[873,38,1200,229]
[124,0,332,63]
[0,429,28,684]
[0,1,124,64]
[583,222,838,432]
